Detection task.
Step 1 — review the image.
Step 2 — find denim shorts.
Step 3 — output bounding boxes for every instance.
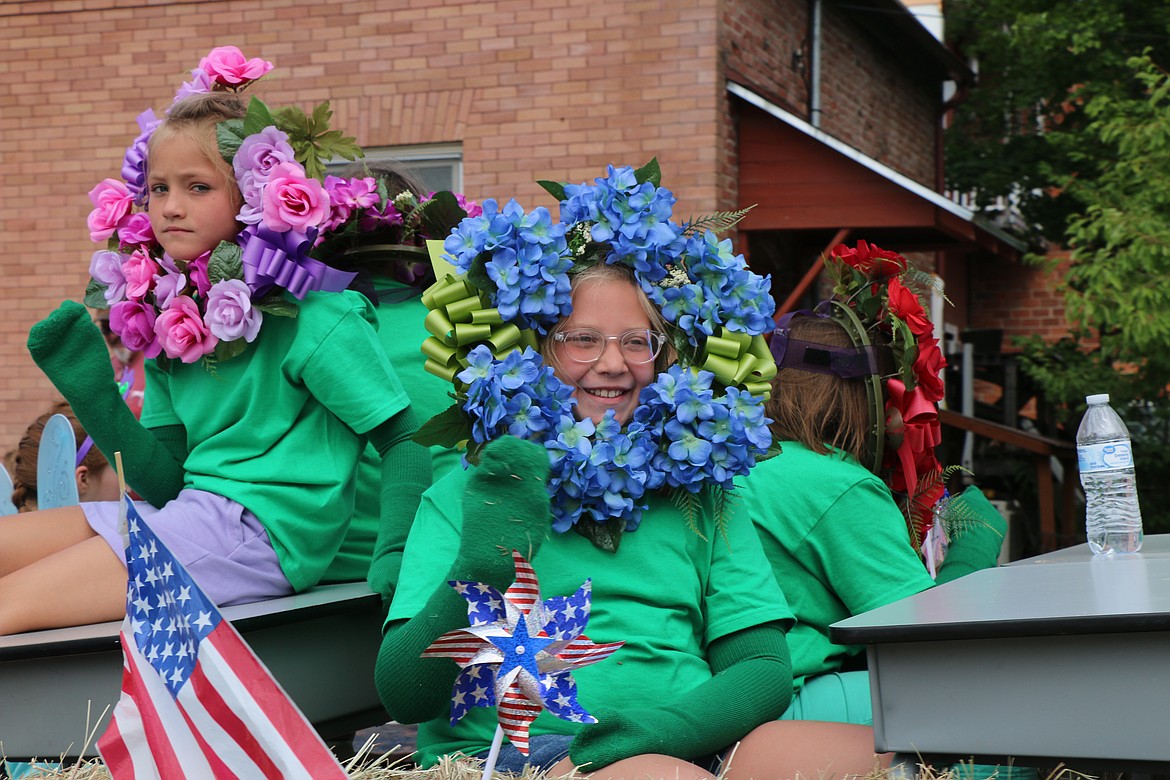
[476,734,727,775]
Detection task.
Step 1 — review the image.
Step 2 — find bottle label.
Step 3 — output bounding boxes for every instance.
[1078,440,1134,473]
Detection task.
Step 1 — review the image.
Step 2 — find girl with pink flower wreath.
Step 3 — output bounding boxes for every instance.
[0,51,431,636]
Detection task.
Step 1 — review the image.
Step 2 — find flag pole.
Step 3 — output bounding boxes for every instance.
[114,451,129,546]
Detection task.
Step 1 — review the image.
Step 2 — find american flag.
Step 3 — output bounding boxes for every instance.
[422,551,623,754]
[97,497,348,779]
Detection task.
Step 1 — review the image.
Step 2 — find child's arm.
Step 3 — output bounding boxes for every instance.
[374,436,550,724]
[365,408,432,604]
[27,301,186,506]
[935,485,1008,584]
[568,621,792,770]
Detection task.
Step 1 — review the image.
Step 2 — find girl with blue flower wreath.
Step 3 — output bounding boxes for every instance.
[0,49,431,635]
[376,163,886,778]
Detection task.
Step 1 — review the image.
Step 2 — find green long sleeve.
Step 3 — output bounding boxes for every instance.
[374,436,551,724]
[27,301,186,507]
[936,485,1008,584]
[568,621,792,771]
[366,408,432,606]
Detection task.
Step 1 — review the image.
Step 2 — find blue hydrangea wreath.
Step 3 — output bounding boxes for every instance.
[416,161,778,551]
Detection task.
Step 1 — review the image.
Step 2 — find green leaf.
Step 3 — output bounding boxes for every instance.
[84,279,110,309]
[572,517,624,553]
[634,158,661,187]
[412,403,472,448]
[538,179,567,202]
[466,252,495,296]
[683,205,756,236]
[255,295,299,318]
[211,337,249,363]
[415,190,469,240]
[217,120,248,162]
[207,241,243,283]
[243,97,275,136]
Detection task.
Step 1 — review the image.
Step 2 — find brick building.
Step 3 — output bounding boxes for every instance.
[0,0,1048,450]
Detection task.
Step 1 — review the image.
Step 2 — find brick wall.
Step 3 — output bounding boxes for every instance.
[0,0,726,447]
[969,250,1074,349]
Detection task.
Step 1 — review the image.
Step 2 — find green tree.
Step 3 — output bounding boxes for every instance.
[944,0,1170,243]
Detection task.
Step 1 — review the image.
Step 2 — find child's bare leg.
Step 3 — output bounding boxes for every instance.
[0,506,100,575]
[548,753,715,780]
[0,536,126,635]
[721,721,890,780]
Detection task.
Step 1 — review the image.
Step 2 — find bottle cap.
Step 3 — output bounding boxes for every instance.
[1086,393,1110,405]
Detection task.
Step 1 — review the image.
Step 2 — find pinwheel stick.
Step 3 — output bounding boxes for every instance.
[481,724,505,780]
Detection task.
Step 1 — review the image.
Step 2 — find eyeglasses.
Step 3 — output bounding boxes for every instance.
[552,328,666,364]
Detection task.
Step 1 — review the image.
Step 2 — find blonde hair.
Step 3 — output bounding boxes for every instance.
[766,315,872,463]
[147,92,247,210]
[541,262,676,375]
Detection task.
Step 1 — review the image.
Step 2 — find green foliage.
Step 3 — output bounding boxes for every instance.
[682,205,755,237]
[84,278,109,309]
[944,0,1170,244]
[207,241,243,284]
[271,101,361,180]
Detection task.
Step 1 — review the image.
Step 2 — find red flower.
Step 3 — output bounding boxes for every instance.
[913,336,947,402]
[886,277,933,337]
[831,240,907,278]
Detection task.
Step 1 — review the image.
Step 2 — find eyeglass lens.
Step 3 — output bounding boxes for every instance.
[556,328,663,363]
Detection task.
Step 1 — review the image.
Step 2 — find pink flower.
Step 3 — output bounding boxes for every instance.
[109,300,162,359]
[153,271,188,310]
[186,253,212,298]
[261,163,331,232]
[117,213,155,248]
[154,295,219,363]
[456,193,483,218]
[198,46,273,88]
[205,279,263,343]
[122,249,160,301]
[87,179,134,243]
[322,176,379,232]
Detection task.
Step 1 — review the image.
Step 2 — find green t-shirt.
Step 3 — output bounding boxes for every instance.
[323,277,461,582]
[140,290,409,592]
[736,442,934,689]
[389,466,795,767]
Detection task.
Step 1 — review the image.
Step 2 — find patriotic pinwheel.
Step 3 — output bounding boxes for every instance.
[422,550,624,765]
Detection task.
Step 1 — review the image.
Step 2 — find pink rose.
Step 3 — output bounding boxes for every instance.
[87,179,134,243]
[154,295,218,363]
[122,249,160,301]
[198,46,273,87]
[117,213,155,248]
[109,300,162,359]
[186,253,212,298]
[205,279,263,343]
[153,270,188,310]
[262,163,331,232]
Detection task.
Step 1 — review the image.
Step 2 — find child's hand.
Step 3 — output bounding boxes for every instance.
[452,435,551,587]
[28,301,117,395]
[569,706,667,769]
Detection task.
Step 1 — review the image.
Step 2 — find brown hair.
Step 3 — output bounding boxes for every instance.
[541,262,676,376]
[147,92,248,211]
[766,314,872,463]
[11,402,109,512]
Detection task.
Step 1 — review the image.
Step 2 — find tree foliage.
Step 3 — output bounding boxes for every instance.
[944,0,1170,243]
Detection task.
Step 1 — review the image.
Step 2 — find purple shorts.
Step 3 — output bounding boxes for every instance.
[82,490,293,607]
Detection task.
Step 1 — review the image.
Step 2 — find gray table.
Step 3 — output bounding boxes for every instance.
[0,582,385,762]
[830,536,1170,772]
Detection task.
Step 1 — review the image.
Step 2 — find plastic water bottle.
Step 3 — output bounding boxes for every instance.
[1076,393,1143,555]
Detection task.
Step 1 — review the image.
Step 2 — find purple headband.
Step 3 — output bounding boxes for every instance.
[770,309,880,379]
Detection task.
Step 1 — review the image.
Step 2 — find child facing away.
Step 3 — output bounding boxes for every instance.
[10,401,121,513]
[375,164,886,780]
[0,51,430,636]
[737,243,1008,736]
[316,159,471,589]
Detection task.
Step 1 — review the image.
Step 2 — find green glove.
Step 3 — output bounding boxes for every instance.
[374,435,551,724]
[569,622,792,770]
[937,485,1008,584]
[366,408,432,606]
[27,301,185,507]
